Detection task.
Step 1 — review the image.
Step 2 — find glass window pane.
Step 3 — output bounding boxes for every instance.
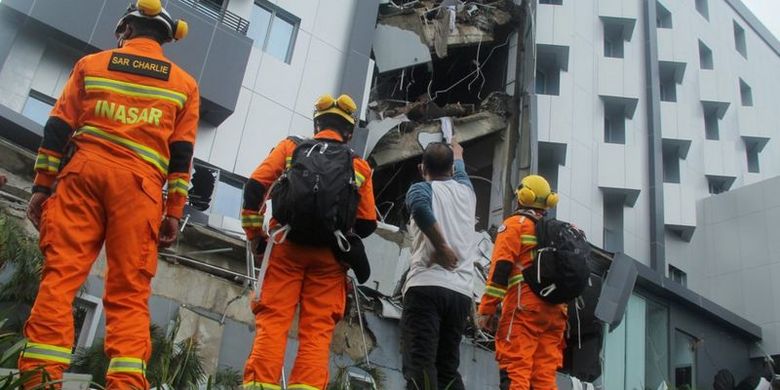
[248,5,272,48]
[212,180,243,219]
[646,299,670,389]
[266,16,295,62]
[674,331,697,390]
[22,94,54,126]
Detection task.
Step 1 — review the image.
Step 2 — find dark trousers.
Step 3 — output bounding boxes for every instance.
[401,286,471,390]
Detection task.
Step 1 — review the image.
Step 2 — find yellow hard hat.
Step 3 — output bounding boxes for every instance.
[116,0,189,42]
[516,175,559,209]
[313,94,357,125]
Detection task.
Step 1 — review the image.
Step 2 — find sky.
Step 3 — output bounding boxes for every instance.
[742,0,780,40]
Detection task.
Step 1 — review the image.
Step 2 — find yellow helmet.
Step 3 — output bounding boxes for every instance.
[115,0,189,42]
[516,175,559,210]
[313,94,357,125]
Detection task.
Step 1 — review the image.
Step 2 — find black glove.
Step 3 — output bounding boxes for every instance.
[331,234,371,284]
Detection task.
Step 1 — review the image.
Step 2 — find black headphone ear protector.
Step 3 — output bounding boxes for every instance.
[516,180,559,209]
[134,0,188,40]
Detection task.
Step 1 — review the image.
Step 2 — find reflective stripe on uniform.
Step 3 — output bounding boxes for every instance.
[34,153,62,174]
[241,212,263,228]
[21,341,72,364]
[508,274,524,287]
[168,177,189,196]
[242,382,282,389]
[285,156,292,169]
[107,356,145,374]
[485,285,507,299]
[520,235,537,245]
[76,125,169,174]
[84,76,187,109]
[288,384,320,390]
[355,171,366,188]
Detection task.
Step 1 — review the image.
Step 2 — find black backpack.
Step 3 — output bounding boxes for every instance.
[521,213,591,304]
[270,137,359,246]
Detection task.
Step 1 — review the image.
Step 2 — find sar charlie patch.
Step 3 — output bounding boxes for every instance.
[497,224,506,233]
[108,52,171,81]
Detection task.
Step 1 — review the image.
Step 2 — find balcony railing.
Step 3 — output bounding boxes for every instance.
[176,0,250,35]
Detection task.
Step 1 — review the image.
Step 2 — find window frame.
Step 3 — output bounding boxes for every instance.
[73,293,103,349]
[734,21,747,59]
[739,78,753,107]
[250,1,300,64]
[21,90,56,126]
[704,110,719,140]
[746,145,760,173]
[656,2,673,29]
[695,0,709,20]
[698,40,714,70]
[604,105,626,144]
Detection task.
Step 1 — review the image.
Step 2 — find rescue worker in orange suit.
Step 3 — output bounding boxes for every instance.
[477,175,564,390]
[20,1,198,388]
[241,94,377,390]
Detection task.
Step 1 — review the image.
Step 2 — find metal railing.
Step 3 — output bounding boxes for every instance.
[175,0,250,35]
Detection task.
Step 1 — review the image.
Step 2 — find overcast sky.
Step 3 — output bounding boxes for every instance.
[742,0,780,40]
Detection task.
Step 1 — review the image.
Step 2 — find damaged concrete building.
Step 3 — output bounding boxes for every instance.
[1,0,780,388]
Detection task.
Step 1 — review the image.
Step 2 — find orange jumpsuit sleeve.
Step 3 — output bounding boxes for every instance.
[353,159,377,238]
[165,82,200,219]
[479,217,522,315]
[33,59,85,192]
[241,138,296,239]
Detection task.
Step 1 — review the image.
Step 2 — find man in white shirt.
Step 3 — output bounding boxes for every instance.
[401,139,477,390]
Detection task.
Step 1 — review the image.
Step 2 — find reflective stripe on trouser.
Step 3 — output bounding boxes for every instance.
[19,152,160,390]
[108,357,146,374]
[20,341,72,364]
[243,241,346,389]
[494,289,567,390]
[288,384,321,390]
[242,382,282,389]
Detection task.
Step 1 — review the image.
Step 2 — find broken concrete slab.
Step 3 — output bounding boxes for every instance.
[368,111,508,167]
[373,24,432,73]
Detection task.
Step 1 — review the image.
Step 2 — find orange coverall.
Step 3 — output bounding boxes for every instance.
[241,130,377,390]
[478,211,567,390]
[19,38,199,389]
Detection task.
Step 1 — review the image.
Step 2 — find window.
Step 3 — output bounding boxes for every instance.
[605,294,670,390]
[695,0,709,20]
[660,76,677,102]
[21,90,55,126]
[707,175,734,195]
[739,79,753,106]
[535,66,560,96]
[73,294,102,348]
[746,146,760,173]
[212,178,244,220]
[674,331,697,390]
[247,1,299,63]
[656,2,672,28]
[539,0,563,4]
[698,41,713,70]
[669,265,687,286]
[603,194,624,252]
[734,21,747,58]
[704,110,719,140]
[604,104,626,144]
[663,145,680,183]
[188,162,246,220]
[604,23,624,58]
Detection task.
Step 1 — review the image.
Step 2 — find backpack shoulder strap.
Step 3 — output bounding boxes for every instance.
[513,209,541,223]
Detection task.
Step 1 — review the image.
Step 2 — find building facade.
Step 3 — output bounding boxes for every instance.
[533,0,780,368]
[0,0,778,388]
